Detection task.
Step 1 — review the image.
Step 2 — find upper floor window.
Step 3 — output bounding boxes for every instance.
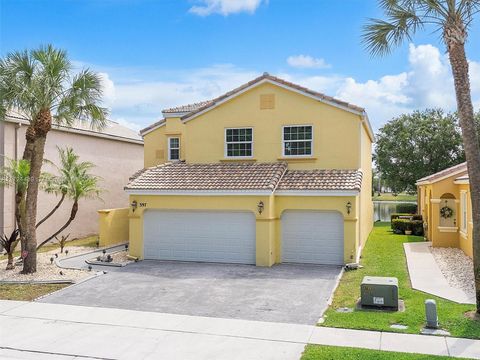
[168,137,180,161]
[225,128,253,157]
[461,191,468,233]
[283,125,313,156]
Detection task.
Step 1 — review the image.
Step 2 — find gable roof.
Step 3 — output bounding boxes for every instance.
[140,73,373,140]
[125,161,362,195]
[416,162,468,185]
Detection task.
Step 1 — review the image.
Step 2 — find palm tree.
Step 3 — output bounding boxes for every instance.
[0,45,107,273]
[36,147,102,250]
[363,0,480,312]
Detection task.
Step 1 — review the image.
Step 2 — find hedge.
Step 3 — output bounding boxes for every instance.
[396,203,417,214]
[391,219,424,236]
[391,213,422,222]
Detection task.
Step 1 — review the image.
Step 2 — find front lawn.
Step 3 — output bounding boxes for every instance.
[0,283,67,301]
[321,223,480,339]
[373,193,417,202]
[302,345,471,360]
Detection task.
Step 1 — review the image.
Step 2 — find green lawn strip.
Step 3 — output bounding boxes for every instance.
[0,234,98,261]
[373,193,417,202]
[302,345,472,360]
[321,223,480,339]
[0,283,67,301]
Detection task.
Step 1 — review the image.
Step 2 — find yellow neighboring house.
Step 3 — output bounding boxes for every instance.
[109,73,374,267]
[416,162,473,258]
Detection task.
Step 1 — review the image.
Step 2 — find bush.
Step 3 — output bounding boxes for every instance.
[391,213,422,223]
[391,219,424,236]
[396,203,417,214]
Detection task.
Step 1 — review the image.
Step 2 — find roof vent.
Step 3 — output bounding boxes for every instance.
[260,94,275,110]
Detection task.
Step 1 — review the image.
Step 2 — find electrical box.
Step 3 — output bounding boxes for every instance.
[361,276,399,310]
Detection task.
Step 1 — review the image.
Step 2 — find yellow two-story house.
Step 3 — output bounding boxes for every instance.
[124,73,374,266]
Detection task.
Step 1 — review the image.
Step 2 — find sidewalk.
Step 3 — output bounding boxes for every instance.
[0,300,479,359]
[404,242,475,304]
[56,244,127,271]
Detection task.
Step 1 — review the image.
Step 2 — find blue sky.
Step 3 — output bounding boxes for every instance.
[2,0,480,131]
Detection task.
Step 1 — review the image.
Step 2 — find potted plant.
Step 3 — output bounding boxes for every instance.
[405,222,412,235]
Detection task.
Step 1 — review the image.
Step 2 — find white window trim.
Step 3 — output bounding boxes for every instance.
[224,127,254,158]
[282,124,314,158]
[460,190,468,234]
[168,137,180,161]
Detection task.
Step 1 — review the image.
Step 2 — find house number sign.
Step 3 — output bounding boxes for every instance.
[139,202,147,207]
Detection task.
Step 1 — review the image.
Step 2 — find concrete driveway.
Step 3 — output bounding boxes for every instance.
[39,261,342,324]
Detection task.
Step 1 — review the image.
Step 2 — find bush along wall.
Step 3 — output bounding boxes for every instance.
[391,218,424,236]
[396,203,418,214]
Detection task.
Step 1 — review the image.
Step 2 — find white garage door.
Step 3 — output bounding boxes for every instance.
[143,210,256,264]
[281,211,344,265]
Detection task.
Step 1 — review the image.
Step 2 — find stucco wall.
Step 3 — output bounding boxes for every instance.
[144,82,368,170]
[0,121,143,242]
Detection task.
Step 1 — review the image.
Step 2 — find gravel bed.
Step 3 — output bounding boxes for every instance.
[0,246,93,283]
[430,246,475,296]
[89,250,132,265]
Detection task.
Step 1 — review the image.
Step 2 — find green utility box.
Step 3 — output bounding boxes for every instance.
[361,276,399,310]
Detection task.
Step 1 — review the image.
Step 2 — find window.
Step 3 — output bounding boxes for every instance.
[225,128,253,157]
[168,137,180,161]
[461,191,468,233]
[283,125,313,156]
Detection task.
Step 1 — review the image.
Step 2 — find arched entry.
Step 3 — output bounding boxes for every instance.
[439,193,456,228]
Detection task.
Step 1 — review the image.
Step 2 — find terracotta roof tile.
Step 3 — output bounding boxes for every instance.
[125,161,288,191]
[416,162,467,184]
[277,169,363,191]
[162,100,214,114]
[126,162,362,193]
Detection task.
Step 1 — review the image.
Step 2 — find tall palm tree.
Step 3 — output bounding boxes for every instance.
[0,45,107,273]
[36,147,102,250]
[363,0,480,312]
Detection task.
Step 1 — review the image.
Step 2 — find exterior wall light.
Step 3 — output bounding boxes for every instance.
[131,200,138,212]
[346,201,352,215]
[257,201,265,215]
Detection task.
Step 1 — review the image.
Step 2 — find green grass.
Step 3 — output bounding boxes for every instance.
[302,345,472,360]
[0,283,67,301]
[373,193,417,202]
[1,234,98,261]
[321,223,480,339]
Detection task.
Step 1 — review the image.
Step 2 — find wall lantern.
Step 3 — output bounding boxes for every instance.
[131,200,138,212]
[346,201,352,215]
[257,201,265,215]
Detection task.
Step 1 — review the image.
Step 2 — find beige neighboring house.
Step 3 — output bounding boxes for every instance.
[1,114,144,243]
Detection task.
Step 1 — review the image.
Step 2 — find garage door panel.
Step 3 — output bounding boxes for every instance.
[281,211,344,265]
[143,210,256,264]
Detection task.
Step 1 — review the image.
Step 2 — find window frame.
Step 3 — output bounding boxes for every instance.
[224,127,254,158]
[282,125,314,157]
[460,190,468,234]
[168,137,180,161]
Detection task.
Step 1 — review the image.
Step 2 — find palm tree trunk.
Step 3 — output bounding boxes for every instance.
[36,193,66,229]
[22,110,51,274]
[37,201,78,250]
[447,38,480,312]
[6,252,14,270]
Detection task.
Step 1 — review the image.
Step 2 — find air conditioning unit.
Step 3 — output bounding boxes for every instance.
[361,276,399,310]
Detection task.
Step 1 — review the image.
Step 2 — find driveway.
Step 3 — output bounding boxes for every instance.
[39,261,342,324]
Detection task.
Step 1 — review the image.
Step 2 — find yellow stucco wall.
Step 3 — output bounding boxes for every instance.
[144,82,370,170]
[127,194,359,266]
[359,124,373,250]
[98,208,130,247]
[417,170,473,258]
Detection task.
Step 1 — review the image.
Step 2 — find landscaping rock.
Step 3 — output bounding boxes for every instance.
[429,246,475,297]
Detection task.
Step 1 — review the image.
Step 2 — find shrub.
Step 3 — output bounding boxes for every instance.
[391,213,422,223]
[391,219,424,236]
[396,203,417,214]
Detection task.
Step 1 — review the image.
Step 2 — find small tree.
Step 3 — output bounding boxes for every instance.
[55,234,70,254]
[37,147,102,250]
[0,229,20,270]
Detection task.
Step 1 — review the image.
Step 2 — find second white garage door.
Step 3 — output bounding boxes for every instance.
[143,210,256,264]
[281,211,344,265]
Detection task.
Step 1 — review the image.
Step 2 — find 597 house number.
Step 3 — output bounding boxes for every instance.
[139,202,147,207]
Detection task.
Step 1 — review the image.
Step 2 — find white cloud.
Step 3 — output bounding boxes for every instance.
[287,55,331,69]
[189,0,265,16]
[98,72,116,107]
[87,43,480,132]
